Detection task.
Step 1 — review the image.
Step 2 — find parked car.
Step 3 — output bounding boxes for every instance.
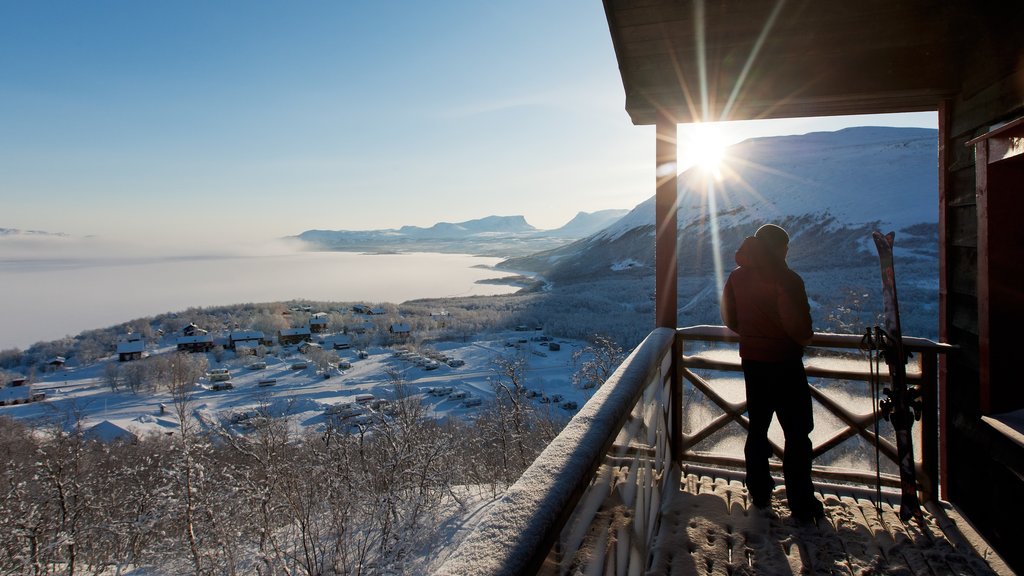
[463,397,483,407]
[211,381,234,391]
[208,368,231,382]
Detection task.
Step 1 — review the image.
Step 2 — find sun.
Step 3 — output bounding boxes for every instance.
[679,122,731,176]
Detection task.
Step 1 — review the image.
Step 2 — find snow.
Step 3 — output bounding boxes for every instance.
[647,470,1006,575]
[599,127,938,243]
[1,331,593,440]
[610,258,644,271]
[83,419,138,442]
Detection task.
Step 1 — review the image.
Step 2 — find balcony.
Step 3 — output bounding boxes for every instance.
[439,326,1010,575]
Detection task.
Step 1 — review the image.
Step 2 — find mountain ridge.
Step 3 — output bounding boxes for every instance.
[503,126,938,280]
[291,210,629,257]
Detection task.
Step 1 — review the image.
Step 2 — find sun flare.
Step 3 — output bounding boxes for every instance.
[680,122,731,176]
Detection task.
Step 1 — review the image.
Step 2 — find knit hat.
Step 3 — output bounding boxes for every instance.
[754,224,789,257]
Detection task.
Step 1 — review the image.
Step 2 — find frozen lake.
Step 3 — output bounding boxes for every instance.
[0,250,519,350]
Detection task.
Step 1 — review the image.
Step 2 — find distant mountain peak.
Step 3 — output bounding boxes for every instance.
[0,227,70,238]
[292,210,634,256]
[398,215,536,237]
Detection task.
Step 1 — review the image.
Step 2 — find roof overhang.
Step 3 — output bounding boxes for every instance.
[603,0,1019,125]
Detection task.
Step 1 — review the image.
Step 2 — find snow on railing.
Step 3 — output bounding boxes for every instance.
[436,328,676,576]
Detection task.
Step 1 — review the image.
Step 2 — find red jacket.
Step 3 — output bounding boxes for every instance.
[721,236,813,361]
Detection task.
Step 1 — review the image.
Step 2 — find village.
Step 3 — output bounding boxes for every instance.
[0,302,589,441]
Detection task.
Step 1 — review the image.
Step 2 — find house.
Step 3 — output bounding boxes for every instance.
[46,356,65,369]
[116,334,145,362]
[278,327,312,346]
[227,330,264,350]
[233,341,259,356]
[309,312,329,333]
[388,323,411,339]
[329,334,352,350]
[182,323,204,337]
[348,321,375,335]
[84,420,138,443]
[297,341,321,354]
[352,304,371,314]
[176,333,214,353]
[0,377,37,406]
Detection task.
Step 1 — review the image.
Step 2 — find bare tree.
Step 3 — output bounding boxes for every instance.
[572,335,625,390]
[104,362,122,392]
[167,371,209,575]
[306,346,339,377]
[487,352,532,477]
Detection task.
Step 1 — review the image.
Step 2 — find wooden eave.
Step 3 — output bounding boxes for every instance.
[602,0,1013,125]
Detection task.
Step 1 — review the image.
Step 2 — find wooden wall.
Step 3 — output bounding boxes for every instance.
[942,8,1024,565]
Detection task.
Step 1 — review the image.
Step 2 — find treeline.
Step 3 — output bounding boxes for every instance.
[0,387,560,575]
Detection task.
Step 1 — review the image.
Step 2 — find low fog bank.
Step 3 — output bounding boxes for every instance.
[0,233,310,265]
[0,247,516,351]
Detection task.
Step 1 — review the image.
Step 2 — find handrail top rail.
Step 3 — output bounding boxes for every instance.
[435,327,677,576]
[676,325,955,354]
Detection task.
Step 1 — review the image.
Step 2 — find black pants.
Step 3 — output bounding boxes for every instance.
[742,358,817,512]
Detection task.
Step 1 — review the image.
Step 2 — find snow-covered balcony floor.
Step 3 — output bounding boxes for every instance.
[650,465,1009,575]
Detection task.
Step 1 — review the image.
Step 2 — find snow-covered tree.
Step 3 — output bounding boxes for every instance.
[572,335,625,390]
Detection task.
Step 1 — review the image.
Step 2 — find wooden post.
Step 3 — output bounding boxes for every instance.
[671,332,683,463]
[937,99,950,501]
[655,117,678,329]
[919,350,938,504]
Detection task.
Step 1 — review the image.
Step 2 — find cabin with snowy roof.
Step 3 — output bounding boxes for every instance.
[227,330,264,349]
[278,327,312,346]
[176,333,214,353]
[0,377,42,406]
[309,312,329,333]
[116,334,145,362]
[439,2,1024,574]
[84,420,138,443]
[329,334,352,350]
[388,323,411,341]
[347,321,375,335]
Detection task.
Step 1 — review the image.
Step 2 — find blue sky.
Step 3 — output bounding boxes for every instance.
[1,1,935,246]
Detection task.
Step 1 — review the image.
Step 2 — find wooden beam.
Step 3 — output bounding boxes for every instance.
[655,116,678,328]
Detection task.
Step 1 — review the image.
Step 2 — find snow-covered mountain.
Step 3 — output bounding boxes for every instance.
[0,227,69,238]
[293,210,629,256]
[545,209,629,238]
[496,126,941,339]
[503,127,939,280]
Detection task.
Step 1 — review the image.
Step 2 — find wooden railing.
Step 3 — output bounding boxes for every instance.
[437,328,677,576]
[677,325,952,503]
[437,326,952,575]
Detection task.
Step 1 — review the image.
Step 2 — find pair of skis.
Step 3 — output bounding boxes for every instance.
[870,231,923,522]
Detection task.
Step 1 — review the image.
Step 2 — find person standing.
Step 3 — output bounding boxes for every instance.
[721,223,824,521]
